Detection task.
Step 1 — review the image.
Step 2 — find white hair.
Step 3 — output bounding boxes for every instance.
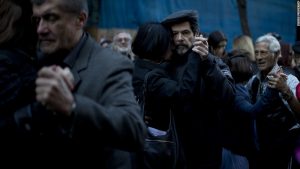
[255,34,280,53]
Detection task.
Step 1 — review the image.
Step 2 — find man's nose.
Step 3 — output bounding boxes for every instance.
[256,53,264,61]
[36,19,48,34]
[255,51,262,58]
[174,33,183,41]
[177,33,183,40]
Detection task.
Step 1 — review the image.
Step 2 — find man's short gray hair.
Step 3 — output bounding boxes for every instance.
[31,0,88,15]
[256,34,280,53]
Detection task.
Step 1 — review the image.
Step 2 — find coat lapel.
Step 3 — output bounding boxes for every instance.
[65,34,96,90]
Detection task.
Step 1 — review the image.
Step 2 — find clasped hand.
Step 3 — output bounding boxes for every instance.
[35,65,75,116]
[267,70,289,93]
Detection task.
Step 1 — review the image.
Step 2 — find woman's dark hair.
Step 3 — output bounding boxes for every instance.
[226,49,254,83]
[0,0,37,52]
[132,22,171,62]
[278,41,293,67]
[208,30,227,49]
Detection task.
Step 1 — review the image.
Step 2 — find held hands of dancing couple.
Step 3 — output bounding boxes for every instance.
[35,65,75,116]
[267,67,293,101]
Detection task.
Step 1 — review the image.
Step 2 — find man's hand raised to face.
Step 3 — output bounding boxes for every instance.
[192,34,209,60]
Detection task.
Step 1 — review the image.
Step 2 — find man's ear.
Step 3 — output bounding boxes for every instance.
[76,11,88,28]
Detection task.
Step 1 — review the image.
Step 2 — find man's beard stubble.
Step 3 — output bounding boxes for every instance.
[175,44,189,56]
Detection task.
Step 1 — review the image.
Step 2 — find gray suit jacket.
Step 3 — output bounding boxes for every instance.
[13,34,146,168]
[67,34,146,168]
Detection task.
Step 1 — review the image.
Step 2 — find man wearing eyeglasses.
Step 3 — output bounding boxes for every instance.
[112,32,135,60]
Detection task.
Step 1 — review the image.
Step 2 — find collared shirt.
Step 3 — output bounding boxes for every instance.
[247,63,299,108]
[246,63,300,150]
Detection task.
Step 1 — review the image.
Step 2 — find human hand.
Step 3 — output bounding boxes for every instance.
[192,34,209,60]
[35,66,75,116]
[267,72,288,92]
[52,66,74,90]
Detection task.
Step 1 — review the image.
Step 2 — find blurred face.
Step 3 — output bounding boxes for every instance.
[255,42,278,75]
[212,40,227,58]
[288,46,296,68]
[294,53,300,68]
[113,32,132,54]
[32,0,84,55]
[171,21,194,56]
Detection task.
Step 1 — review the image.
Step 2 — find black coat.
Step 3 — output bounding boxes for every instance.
[142,50,235,169]
[165,50,235,169]
[0,48,37,114]
[132,57,164,108]
[0,48,37,135]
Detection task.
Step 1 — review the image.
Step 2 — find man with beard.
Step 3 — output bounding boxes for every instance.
[161,10,235,169]
[112,31,135,60]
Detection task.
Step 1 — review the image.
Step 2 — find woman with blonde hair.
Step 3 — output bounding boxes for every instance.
[233,35,255,62]
[232,35,258,73]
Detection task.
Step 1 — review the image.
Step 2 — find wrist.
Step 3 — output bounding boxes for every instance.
[282,88,293,101]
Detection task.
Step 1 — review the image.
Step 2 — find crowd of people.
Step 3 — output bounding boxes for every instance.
[1,0,300,169]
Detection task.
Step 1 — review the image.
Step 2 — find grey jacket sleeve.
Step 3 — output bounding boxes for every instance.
[70,52,147,152]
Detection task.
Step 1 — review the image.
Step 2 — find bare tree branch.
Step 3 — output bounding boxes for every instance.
[237,0,251,36]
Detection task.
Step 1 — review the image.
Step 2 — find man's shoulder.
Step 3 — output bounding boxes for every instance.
[286,74,299,90]
[93,46,132,66]
[287,73,299,81]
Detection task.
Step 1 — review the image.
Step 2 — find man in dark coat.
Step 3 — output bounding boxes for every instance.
[161,10,235,169]
[10,0,146,168]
